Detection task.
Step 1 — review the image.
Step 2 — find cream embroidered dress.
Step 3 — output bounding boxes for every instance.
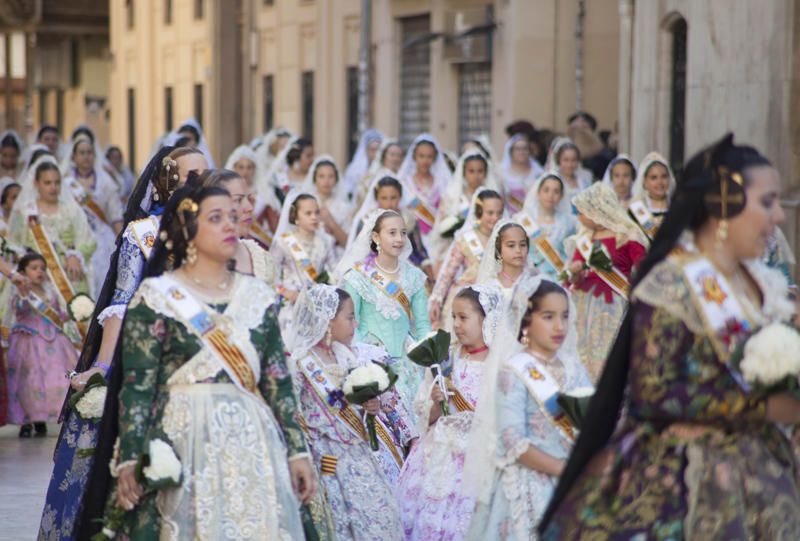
[107,274,307,540]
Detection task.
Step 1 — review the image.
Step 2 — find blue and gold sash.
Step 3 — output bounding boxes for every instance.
[355,261,413,324]
[281,232,319,281]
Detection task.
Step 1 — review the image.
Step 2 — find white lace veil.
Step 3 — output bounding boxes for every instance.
[440,149,500,221]
[601,153,636,189]
[346,172,405,249]
[632,151,676,201]
[288,284,342,361]
[469,284,503,347]
[464,274,583,503]
[572,181,648,246]
[366,138,400,178]
[0,129,24,175]
[520,170,573,218]
[464,134,497,163]
[302,154,346,201]
[501,133,544,178]
[475,218,527,284]
[274,189,318,241]
[20,143,48,172]
[225,144,280,212]
[333,208,411,284]
[14,154,83,217]
[266,135,300,183]
[397,133,452,194]
[59,131,106,178]
[167,117,216,168]
[342,129,383,198]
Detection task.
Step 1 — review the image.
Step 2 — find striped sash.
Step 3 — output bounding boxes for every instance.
[281,232,319,281]
[518,215,566,273]
[576,235,630,298]
[69,180,109,225]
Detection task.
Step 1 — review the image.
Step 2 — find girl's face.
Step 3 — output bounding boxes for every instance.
[193,195,238,264]
[499,226,528,269]
[524,292,569,357]
[611,162,634,200]
[478,198,504,233]
[452,297,486,350]
[73,141,95,171]
[313,164,338,197]
[0,146,19,171]
[644,163,671,200]
[294,198,320,233]
[35,169,62,204]
[414,142,436,174]
[538,178,564,212]
[24,259,47,286]
[298,146,315,173]
[176,153,209,185]
[384,144,404,172]
[376,186,401,210]
[3,185,20,214]
[224,177,254,236]
[463,159,487,190]
[558,148,580,177]
[233,157,256,186]
[371,215,407,258]
[577,213,600,231]
[271,134,291,156]
[329,297,357,345]
[366,140,381,163]
[727,165,784,260]
[510,139,530,165]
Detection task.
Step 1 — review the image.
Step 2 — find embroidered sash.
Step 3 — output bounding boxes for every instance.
[281,232,319,281]
[299,353,403,466]
[680,255,753,389]
[518,216,566,274]
[409,196,436,235]
[69,180,109,225]
[150,275,259,395]
[629,200,659,240]
[129,216,159,259]
[355,262,414,324]
[446,379,475,413]
[576,235,630,298]
[459,228,485,265]
[23,291,82,348]
[250,221,274,248]
[27,214,76,307]
[506,354,576,442]
[507,189,525,213]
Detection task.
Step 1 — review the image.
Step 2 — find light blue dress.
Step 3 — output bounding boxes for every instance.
[342,258,432,419]
[467,351,591,541]
[38,217,154,541]
[516,213,576,281]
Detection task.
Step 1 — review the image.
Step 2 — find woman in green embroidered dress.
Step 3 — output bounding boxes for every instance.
[104,184,317,540]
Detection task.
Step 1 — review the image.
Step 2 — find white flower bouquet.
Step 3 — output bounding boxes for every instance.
[68,292,96,322]
[68,372,107,422]
[343,362,398,450]
[732,322,800,391]
[438,215,466,239]
[93,438,183,540]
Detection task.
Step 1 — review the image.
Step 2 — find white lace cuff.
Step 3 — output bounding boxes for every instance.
[288,452,311,462]
[499,438,533,468]
[97,304,127,326]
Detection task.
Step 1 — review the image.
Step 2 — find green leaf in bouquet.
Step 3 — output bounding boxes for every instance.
[441,216,466,239]
[556,392,593,430]
[407,330,451,367]
[431,329,451,362]
[314,270,331,285]
[588,241,613,272]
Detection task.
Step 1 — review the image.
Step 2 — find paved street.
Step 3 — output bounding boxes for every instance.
[0,424,57,541]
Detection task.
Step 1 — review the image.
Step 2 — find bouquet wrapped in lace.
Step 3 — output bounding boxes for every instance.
[407,329,453,416]
[343,362,398,450]
[556,387,594,430]
[730,322,800,394]
[93,438,183,540]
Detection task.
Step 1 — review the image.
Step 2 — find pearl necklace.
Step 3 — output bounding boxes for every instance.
[183,270,234,291]
[375,259,400,275]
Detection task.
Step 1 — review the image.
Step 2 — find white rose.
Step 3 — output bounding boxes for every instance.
[438,215,459,233]
[143,439,182,484]
[343,362,390,395]
[75,386,107,420]
[567,387,595,398]
[739,323,800,386]
[69,294,96,322]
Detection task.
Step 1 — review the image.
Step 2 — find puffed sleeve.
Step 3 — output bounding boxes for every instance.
[97,232,145,325]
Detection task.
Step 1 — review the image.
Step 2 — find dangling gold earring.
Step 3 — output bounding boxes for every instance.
[521,329,529,346]
[325,327,333,347]
[185,241,198,266]
[376,242,382,254]
[717,219,729,243]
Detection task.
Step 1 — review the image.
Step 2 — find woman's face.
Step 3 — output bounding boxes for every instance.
[233,157,256,186]
[478,198,504,233]
[727,165,784,260]
[176,153,209,185]
[193,194,238,263]
[499,226,528,269]
[384,144,404,172]
[372,215,407,258]
[611,162,634,200]
[510,139,530,165]
[0,146,19,171]
[35,169,61,204]
[2,185,20,214]
[298,146,315,173]
[73,141,95,171]
[314,164,338,197]
[452,297,485,350]
[558,148,580,177]
[376,186,401,210]
[644,163,671,200]
[463,159,487,190]
[524,292,569,357]
[294,198,320,233]
[329,297,357,345]
[223,176,254,237]
[538,178,564,212]
[366,140,381,163]
[413,142,436,174]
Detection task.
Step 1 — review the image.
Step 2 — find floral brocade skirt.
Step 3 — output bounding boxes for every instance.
[573,287,627,383]
[542,423,800,540]
[124,383,305,541]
